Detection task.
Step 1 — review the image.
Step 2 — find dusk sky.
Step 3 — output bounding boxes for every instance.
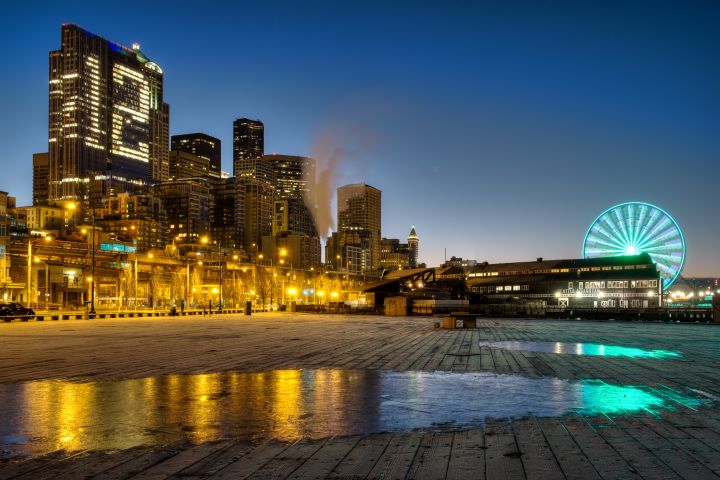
[1,1,718,275]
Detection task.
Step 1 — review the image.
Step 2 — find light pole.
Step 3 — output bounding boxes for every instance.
[89,209,96,317]
[130,225,137,311]
[26,235,52,308]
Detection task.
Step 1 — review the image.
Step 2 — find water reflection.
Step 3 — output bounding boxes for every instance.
[0,369,703,458]
[479,340,681,358]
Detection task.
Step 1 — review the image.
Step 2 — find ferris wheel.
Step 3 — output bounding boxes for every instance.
[582,202,686,290]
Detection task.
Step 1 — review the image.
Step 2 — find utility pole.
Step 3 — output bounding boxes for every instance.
[134,238,138,311]
[218,245,224,310]
[89,211,96,318]
[26,240,32,308]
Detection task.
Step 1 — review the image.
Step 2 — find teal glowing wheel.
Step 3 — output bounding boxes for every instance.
[582,202,685,290]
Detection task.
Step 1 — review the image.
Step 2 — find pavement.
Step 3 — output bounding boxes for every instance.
[0,313,719,479]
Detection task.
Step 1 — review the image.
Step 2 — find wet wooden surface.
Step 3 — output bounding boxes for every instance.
[1,314,719,479]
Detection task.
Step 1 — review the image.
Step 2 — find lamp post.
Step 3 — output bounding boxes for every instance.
[130,225,137,311]
[89,209,96,317]
[26,235,52,308]
[201,236,224,310]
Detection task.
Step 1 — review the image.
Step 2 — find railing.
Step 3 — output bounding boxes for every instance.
[463,304,714,322]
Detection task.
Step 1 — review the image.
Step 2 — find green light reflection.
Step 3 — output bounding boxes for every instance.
[479,341,681,359]
[577,379,705,416]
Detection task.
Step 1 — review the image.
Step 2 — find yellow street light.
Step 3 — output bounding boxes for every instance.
[250,290,255,295]
[201,236,209,245]
[317,291,325,298]
[211,287,219,294]
[279,248,287,257]
[198,261,203,266]
[81,228,87,235]
[233,254,239,260]
[279,259,285,265]
[148,253,154,259]
[287,288,297,296]
[330,292,339,299]
[258,253,264,260]
[33,256,40,263]
[86,276,93,282]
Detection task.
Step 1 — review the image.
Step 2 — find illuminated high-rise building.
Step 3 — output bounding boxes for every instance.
[266,154,315,200]
[233,118,271,251]
[232,119,264,177]
[32,153,49,205]
[408,226,419,268]
[48,24,169,203]
[171,133,221,178]
[337,183,382,270]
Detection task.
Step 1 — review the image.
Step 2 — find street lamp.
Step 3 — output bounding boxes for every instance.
[129,225,138,310]
[26,235,52,308]
[201,236,224,310]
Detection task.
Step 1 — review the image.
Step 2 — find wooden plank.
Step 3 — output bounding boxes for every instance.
[615,417,718,480]
[562,420,641,480]
[245,439,325,480]
[128,441,232,480]
[328,432,393,479]
[535,418,601,480]
[446,429,485,480]
[405,432,453,480]
[484,421,525,480]
[512,419,563,480]
[596,424,681,480]
[366,431,423,480]
[171,441,255,477]
[212,441,292,479]
[92,446,187,480]
[286,436,359,479]
[0,451,72,480]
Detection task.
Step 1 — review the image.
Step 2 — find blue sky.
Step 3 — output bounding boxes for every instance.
[1,1,718,274]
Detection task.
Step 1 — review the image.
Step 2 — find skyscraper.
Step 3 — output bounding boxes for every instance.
[32,153,49,205]
[408,226,419,268]
[171,133,221,178]
[48,24,169,203]
[337,183,382,270]
[232,119,264,178]
[233,118,271,251]
[168,150,215,180]
[266,154,315,200]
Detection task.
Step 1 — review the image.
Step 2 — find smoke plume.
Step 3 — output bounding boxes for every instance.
[303,125,375,239]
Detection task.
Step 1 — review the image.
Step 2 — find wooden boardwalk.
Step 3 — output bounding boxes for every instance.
[1,314,719,479]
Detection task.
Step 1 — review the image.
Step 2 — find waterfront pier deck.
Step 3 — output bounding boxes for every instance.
[0,314,719,479]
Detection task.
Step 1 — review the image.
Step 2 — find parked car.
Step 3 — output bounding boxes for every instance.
[0,303,36,322]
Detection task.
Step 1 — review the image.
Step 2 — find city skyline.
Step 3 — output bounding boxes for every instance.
[1,2,718,274]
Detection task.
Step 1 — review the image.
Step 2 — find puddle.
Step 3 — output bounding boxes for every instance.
[0,369,703,458]
[479,341,681,359]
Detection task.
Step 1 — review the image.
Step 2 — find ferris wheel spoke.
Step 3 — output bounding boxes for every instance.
[610,209,633,247]
[634,209,661,247]
[587,236,626,251]
[589,228,625,251]
[640,229,681,250]
[632,204,651,246]
[636,217,671,250]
